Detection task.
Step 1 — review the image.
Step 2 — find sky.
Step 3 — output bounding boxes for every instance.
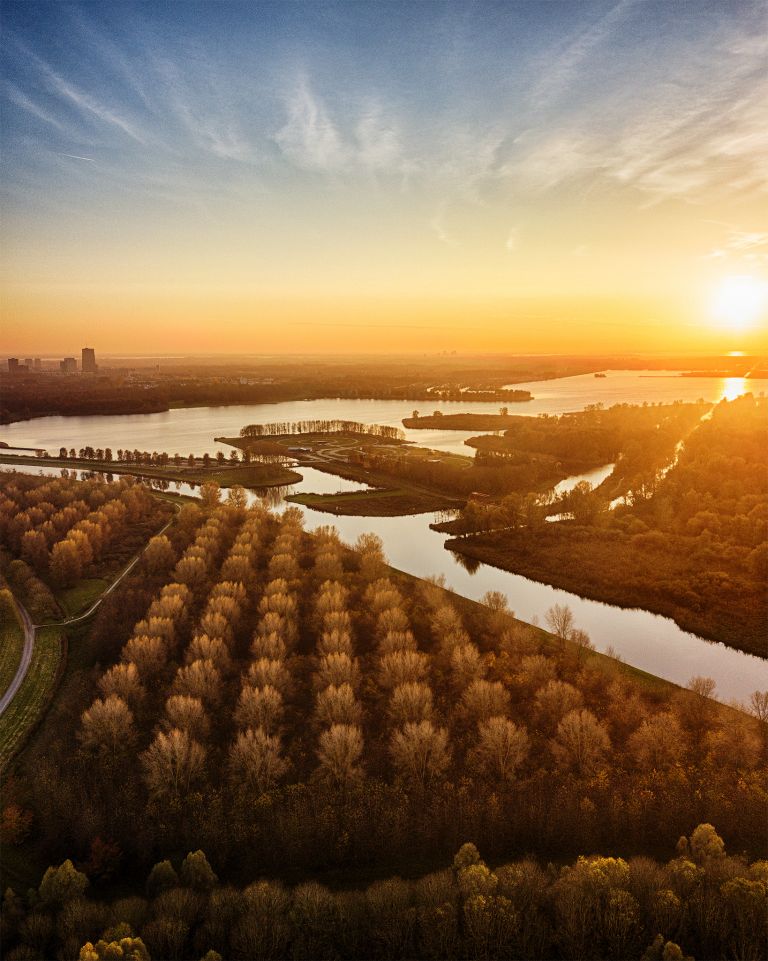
[1,0,767,356]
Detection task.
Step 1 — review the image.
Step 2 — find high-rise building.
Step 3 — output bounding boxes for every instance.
[24,358,33,368]
[33,358,42,370]
[82,347,97,373]
[8,358,20,374]
[60,357,77,373]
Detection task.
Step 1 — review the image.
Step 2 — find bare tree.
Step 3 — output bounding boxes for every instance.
[235,685,284,733]
[251,631,288,661]
[98,663,146,708]
[376,607,410,638]
[121,635,167,679]
[471,716,529,783]
[629,712,685,770]
[748,690,768,724]
[141,729,206,797]
[388,682,433,726]
[163,694,210,740]
[534,680,584,732]
[316,653,361,691]
[229,728,289,794]
[317,724,364,785]
[516,654,557,693]
[247,658,291,695]
[390,721,450,788]
[187,634,232,673]
[378,630,418,656]
[551,709,610,776]
[449,644,486,690]
[545,604,574,641]
[79,695,136,756]
[317,630,354,657]
[322,609,352,635]
[172,659,223,706]
[355,533,386,581]
[315,683,363,726]
[461,680,510,725]
[378,650,429,689]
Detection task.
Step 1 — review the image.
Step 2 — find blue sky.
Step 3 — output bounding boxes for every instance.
[1,1,766,353]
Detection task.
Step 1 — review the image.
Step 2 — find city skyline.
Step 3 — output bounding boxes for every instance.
[1,0,767,355]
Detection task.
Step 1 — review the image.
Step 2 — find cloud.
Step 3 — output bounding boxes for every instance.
[9,35,148,144]
[430,201,459,247]
[4,83,68,132]
[273,77,348,172]
[57,153,98,163]
[531,0,636,110]
[355,103,401,170]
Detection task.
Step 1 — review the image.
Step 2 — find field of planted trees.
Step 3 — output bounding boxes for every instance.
[1,471,766,960]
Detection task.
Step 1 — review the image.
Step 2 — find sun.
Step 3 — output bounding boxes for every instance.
[711,275,766,332]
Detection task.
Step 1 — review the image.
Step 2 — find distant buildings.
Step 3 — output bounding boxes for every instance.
[7,358,25,375]
[82,347,97,373]
[3,350,97,375]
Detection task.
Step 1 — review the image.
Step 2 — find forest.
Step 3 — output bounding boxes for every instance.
[1,472,766,960]
[444,395,768,655]
[465,403,708,474]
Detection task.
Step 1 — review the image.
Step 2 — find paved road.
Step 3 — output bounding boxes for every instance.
[0,510,176,717]
[0,599,35,715]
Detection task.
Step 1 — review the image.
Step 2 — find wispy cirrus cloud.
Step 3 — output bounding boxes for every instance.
[9,34,149,145]
[530,0,637,111]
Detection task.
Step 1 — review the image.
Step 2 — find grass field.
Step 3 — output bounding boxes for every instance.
[287,487,455,516]
[0,591,24,700]
[0,626,63,769]
[53,577,109,620]
[0,453,301,489]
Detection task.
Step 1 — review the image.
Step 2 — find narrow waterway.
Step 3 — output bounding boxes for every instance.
[4,461,766,704]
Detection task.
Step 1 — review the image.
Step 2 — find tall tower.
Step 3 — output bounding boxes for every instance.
[81,347,97,373]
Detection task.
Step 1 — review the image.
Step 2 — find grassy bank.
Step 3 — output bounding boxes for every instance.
[0,590,24,700]
[287,486,455,516]
[402,412,530,429]
[54,577,109,620]
[446,526,767,659]
[0,453,301,488]
[0,626,64,770]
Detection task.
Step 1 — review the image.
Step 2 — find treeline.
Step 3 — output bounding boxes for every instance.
[467,403,707,474]
[629,394,767,550]
[0,379,167,425]
[403,410,531,430]
[240,420,405,441]
[445,396,768,654]
[58,448,247,468]
[2,826,764,961]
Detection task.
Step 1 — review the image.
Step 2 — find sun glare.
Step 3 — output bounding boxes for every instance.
[711,275,766,331]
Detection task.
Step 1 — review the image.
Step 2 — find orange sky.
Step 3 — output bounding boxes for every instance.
[2,1,767,356]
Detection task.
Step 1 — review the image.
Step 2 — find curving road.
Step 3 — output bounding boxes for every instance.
[0,510,177,718]
[0,599,35,715]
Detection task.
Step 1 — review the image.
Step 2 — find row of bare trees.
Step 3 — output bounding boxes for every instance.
[240,419,405,441]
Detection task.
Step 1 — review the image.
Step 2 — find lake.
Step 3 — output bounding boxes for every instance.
[2,369,765,458]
